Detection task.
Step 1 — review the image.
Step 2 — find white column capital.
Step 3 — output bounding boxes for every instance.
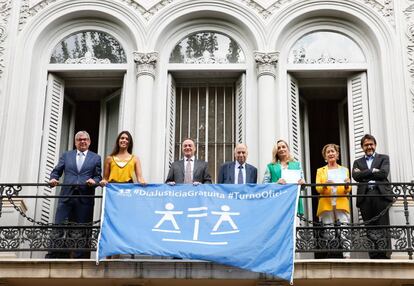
[254,51,279,78]
[133,51,159,78]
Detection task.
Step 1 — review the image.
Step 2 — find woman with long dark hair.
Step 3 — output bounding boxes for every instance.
[100,131,145,185]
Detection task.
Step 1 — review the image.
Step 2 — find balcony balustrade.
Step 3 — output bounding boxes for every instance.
[0,182,413,260]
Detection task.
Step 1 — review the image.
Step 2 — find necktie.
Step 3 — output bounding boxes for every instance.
[184,159,192,184]
[238,165,244,184]
[77,152,85,172]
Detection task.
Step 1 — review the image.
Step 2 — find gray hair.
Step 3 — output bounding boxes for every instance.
[75,131,90,140]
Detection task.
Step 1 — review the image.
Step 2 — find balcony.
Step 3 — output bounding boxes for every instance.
[1,183,414,286]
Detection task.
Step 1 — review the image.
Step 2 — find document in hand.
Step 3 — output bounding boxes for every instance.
[327,168,347,183]
[281,169,302,183]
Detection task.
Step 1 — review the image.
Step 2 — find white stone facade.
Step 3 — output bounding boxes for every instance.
[0,0,413,224]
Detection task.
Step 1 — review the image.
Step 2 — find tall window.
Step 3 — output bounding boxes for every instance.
[174,82,237,182]
[168,31,246,182]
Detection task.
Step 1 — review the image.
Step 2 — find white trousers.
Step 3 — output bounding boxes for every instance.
[319,210,351,258]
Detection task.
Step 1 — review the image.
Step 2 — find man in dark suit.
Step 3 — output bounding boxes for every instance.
[352,134,393,259]
[218,144,257,184]
[166,138,212,184]
[46,131,102,258]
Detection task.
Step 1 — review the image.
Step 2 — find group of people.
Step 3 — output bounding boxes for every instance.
[46,130,393,260]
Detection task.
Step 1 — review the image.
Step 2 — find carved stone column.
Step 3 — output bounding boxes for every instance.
[254,52,279,174]
[133,52,158,180]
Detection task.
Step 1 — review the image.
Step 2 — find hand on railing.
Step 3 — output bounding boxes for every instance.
[49,179,59,187]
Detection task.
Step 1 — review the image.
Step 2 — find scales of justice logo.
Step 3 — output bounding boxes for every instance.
[151,203,240,245]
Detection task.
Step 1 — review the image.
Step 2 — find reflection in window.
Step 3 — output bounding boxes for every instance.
[169,32,245,64]
[288,31,366,64]
[50,31,127,64]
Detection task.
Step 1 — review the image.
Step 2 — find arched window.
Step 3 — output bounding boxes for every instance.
[288,31,365,64]
[167,31,246,181]
[50,31,127,64]
[169,31,245,64]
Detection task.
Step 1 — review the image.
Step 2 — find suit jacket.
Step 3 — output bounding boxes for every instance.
[50,149,102,205]
[217,161,257,184]
[165,159,212,184]
[352,153,392,207]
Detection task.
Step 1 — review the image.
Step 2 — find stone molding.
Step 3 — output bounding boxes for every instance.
[0,0,12,78]
[0,260,414,281]
[241,0,393,22]
[17,0,394,30]
[133,51,158,78]
[18,0,173,30]
[254,51,279,78]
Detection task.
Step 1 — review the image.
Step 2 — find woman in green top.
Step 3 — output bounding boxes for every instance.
[263,139,305,215]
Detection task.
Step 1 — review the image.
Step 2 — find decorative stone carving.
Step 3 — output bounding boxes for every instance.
[292,48,348,64]
[184,51,230,64]
[363,0,393,19]
[0,0,11,78]
[254,51,279,77]
[18,0,174,29]
[17,0,395,29]
[133,51,158,78]
[240,0,394,24]
[19,0,57,30]
[405,0,414,113]
[240,0,291,19]
[64,51,111,64]
[120,0,173,20]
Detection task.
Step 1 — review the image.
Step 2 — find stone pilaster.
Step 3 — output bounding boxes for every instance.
[254,52,279,174]
[133,51,159,181]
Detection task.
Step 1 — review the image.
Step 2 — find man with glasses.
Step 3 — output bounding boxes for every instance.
[352,134,393,259]
[46,131,102,258]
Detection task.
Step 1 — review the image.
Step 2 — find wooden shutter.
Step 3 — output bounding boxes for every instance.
[235,73,245,144]
[287,74,302,162]
[347,72,370,164]
[165,73,176,176]
[36,74,65,224]
[98,89,121,157]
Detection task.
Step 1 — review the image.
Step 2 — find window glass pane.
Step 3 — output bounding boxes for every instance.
[50,31,127,64]
[169,32,245,64]
[288,31,365,64]
[174,82,236,183]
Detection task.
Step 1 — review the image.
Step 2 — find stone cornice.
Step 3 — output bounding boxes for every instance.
[133,51,158,78]
[254,51,279,78]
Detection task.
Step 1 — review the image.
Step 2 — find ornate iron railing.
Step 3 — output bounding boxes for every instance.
[0,183,413,259]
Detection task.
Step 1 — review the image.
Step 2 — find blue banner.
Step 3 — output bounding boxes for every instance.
[97,183,298,282]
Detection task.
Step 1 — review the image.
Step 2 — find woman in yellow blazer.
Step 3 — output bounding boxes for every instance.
[315,143,351,258]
